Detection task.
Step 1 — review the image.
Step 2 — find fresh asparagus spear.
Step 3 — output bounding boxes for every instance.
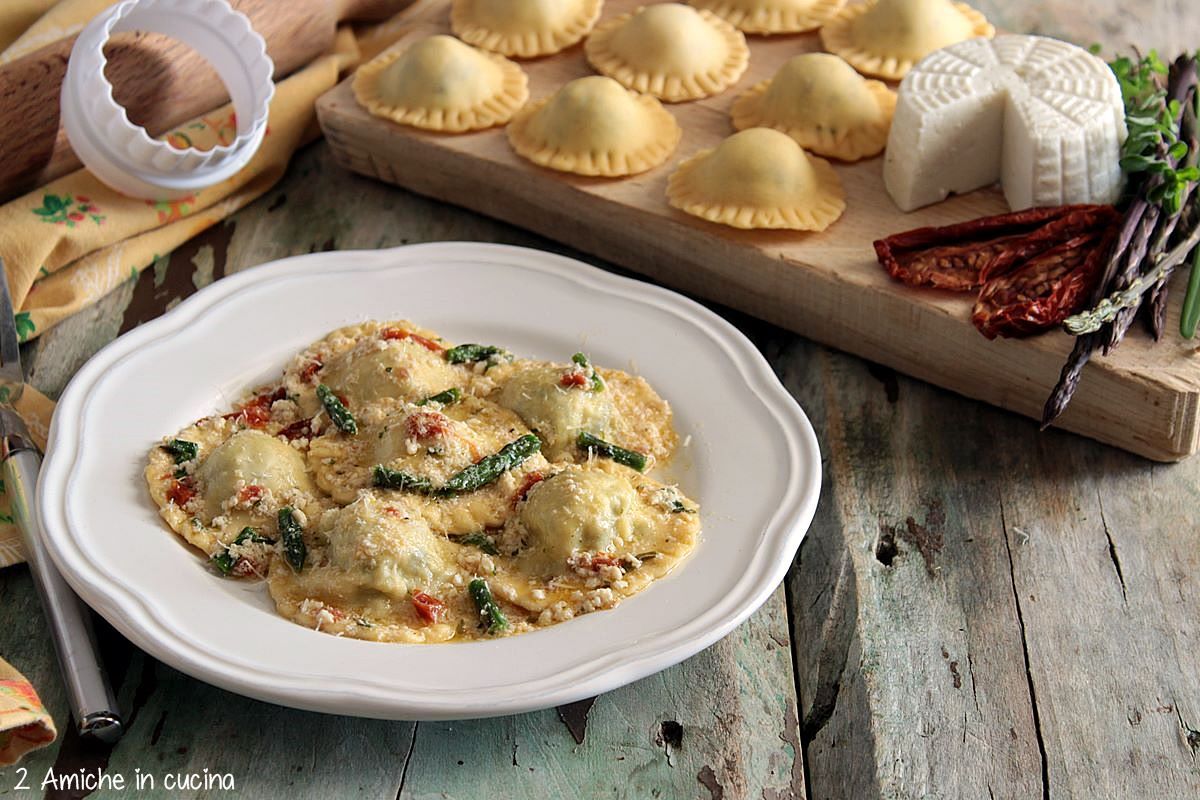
[372,465,435,493]
[278,507,307,572]
[438,435,541,496]
[469,578,508,634]
[317,384,357,435]
[163,438,198,464]
[416,388,462,406]
[577,432,648,472]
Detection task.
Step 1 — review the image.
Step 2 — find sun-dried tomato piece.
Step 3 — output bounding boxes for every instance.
[511,471,545,508]
[237,485,264,504]
[406,410,450,440]
[559,371,589,389]
[972,228,1116,339]
[167,478,196,507]
[299,360,323,382]
[411,592,444,624]
[381,327,444,353]
[874,205,1108,291]
[278,418,313,441]
[226,387,287,429]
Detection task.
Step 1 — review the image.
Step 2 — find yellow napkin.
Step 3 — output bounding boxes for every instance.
[0,659,55,766]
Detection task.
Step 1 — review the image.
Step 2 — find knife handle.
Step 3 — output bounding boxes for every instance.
[4,447,123,744]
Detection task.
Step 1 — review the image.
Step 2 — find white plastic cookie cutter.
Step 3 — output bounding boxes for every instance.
[60,0,275,200]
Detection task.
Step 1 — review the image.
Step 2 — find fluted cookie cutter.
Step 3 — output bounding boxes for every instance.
[61,0,275,199]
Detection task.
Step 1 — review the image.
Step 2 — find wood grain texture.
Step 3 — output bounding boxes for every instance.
[316,0,1200,462]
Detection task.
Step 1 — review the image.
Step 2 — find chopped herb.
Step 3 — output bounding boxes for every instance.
[451,532,499,555]
[469,578,508,634]
[211,550,237,575]
[668,499,695,514]
[355,617,374,628]
[372,465,435,493]
[444,343,510,366]
[571,353,605,391]
[416,387,462,406]
[163,438,198,464]
[210,527,275,576]
[635,551,660,561]
[278,507,307,572]
[438,434,541,496]
[577,432,648,472]
[317,384,358,434]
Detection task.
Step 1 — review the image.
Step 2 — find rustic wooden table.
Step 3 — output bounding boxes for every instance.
[2,2,1199,797]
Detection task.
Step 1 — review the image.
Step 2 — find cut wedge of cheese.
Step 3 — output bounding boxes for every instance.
[883,35,1126,212]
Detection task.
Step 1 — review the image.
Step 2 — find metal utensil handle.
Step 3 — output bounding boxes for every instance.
[5,446,123,743]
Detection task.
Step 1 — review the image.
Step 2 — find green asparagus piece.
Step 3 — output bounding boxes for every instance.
[164,438,198,464]
[570,352,605,391]
[317,384,357,435]
[278,507,307,572]
[444,344,509,365]
[451,532,499,555]
[372,465,435,493]
[416,387,462,406]
[1181,245,1200,337]
[211,527,275,575]
[439,434,541,496]
[469,578,508,634]
[577,432,648,472]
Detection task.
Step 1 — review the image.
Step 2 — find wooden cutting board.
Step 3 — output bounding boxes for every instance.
[316,0,1200,462]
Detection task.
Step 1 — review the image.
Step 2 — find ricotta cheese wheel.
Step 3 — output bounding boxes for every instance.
[883,34,1126,212]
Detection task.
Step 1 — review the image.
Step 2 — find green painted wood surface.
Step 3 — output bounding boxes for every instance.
[1,1,1199,797]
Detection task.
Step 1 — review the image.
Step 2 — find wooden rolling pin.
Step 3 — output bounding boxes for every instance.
[0,0,411,202]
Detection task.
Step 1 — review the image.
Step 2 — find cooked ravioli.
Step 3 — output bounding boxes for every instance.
[487,463,700,615]
[585,4,749,102]
[731,53,896,161]
[820,0,994,80]
[667,127,846,230]
[308,395,551,533]
[353,34,529,132]
[451,0,604,58]
[688,0,846,34]
[268,494,460,643]
[489,357,676,465]
[148,322,700,643]
[506,75,681,176]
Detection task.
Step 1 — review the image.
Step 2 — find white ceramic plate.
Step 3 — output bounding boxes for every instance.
[38,243,820,720]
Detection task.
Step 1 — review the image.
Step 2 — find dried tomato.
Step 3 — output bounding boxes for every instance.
[381,328,444,353]
[237,485,264,504]
[874,205,1109,291]
[299,360,322,382]
[411,592,444,624]
[973,228,1116,339]
[278,418,313,441]
[406,410,449,440]
[875,204,1120,339]
[226,387,287,429]
[559,371,589,389]
[167,478,196,507]
[511,471,545,508]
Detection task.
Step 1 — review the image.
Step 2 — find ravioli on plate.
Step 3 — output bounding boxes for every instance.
[146,321,700,643]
